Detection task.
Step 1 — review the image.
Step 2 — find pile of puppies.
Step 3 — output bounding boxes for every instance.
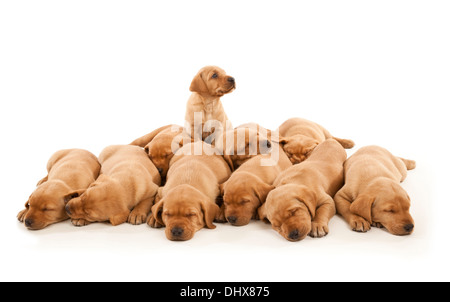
[18,66,416,241]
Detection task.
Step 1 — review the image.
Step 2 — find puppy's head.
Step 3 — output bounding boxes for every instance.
[218,128,272,171]
[220,172,274,226]
[259,184,316,241]
[21,181,71,230]
[144,128,185,178]
[151,185,219,241]
[350,179,414,235]
[279,135,319,164]
[189,66,235,97]
[64,176,129,226]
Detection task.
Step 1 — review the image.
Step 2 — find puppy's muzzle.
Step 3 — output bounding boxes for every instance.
[171,226,184,238]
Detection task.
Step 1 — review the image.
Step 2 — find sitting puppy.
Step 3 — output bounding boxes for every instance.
[334,145,415,235]
[185,66,235,142]
[219,142,292,226]
[278,117,354,164]
[65,145,161,226]
[148,141,231,241]
[17,149,100,230]
[216,127,273,171]
[130,124,186,180]
[259,139,347,241]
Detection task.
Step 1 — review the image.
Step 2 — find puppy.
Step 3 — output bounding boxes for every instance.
[17,149,100,230]
[130,124,186,180]
[259,139,346,241]
[219,142,292,226]
[65,145,161,226]
[148,141,231,241]
[185,66,235,142]
[216,127,273,171]
[278,117,354,164]
[334,145,416,235]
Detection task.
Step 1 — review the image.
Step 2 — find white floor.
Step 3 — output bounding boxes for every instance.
[1,0,449,282]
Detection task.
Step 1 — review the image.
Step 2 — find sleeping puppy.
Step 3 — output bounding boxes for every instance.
[259,139,347,241]
[219,142,292,226]
[185,66,235,142]
[65,145,161,226]
[148,141,231,241]
[130,124,187,180]
[216,127,273,171]
[278,117,354,164]
[334,145,415,235]
[17,149,100,230]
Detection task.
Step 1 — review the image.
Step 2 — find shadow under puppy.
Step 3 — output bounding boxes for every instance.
[130,124,186,181]
[278,117,354,164]
[17,149,100,230]
[259,139,347,241]
[219,141,292,226]
[148,141,231,241]
[65,145,161,226]
[334,145,415,235]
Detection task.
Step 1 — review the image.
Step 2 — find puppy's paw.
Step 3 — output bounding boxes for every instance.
[17,209,28,222]
[309,222,329,238]
[371,222,384,228]
[71,218,91,227]
[147,215,164,228]
[349,215,371,232]
[128,210,147,225]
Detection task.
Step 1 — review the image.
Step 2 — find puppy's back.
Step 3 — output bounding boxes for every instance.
[274,139,346,195]
[344,145,411,185]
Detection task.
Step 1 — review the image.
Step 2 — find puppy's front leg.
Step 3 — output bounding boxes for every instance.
[334,189,371,232]
[17,208,28,223]
[309,194,335,238]
[128,197,155,225]
[71,218,91,227]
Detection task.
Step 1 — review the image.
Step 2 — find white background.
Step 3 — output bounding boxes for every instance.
[1,0,449,282]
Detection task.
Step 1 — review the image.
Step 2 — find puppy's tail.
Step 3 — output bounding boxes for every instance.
[332,137,355,149]
[399,157,416,170]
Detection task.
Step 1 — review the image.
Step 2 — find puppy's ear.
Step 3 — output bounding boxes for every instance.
[257,204,269,223]
[63,189,86,204]
[151,199,165,226]
[253,180,274,204]
[189,71,209,94]
[219,182,225,196]
[295,186,317,218]
[200,200,219,229]
[109,212,128,226]
[223,155,234,171]
[350,193,375,224]
[36,175,48,186]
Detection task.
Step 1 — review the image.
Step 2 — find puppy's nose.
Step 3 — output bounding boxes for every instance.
[288,229,299,240]
[157,168,163,174]
[24,218,33,228]
[403,224,414,233]
[171,227,184,237]
[227,77,235,83]
[65,204,72,215]
[227,216,237,224]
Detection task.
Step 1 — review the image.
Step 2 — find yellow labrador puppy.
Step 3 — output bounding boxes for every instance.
[185,66,235,142]
[148,141,231,241]
[17,149,100,230]
[219,142,292,226]
[259,139,346,241]
[278,117,354,164]
[334,145,415,235]
[65,145,161,226]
